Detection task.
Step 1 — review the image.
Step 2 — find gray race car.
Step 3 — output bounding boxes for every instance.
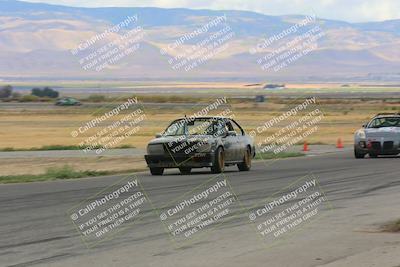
[354,113,400,158]
[145,117,255,175]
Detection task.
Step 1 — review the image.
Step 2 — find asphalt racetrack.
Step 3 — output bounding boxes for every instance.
[1,150,400,267]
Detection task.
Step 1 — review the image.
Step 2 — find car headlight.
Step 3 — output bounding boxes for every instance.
[356,130,366,139]
[147,144,164,154]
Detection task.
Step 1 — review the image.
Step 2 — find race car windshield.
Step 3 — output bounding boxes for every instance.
[163,118,224,136]
[163,120,186,136]
[368,117,400,128]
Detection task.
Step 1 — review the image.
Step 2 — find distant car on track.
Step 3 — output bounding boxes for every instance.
[55,97,81,106]
[145,117,255,175]
[354,113,400,158]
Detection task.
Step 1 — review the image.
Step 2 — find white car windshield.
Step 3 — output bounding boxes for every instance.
[368,117,400,128]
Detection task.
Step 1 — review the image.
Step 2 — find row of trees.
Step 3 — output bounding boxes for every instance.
[31,87,59,98]
[0,85,14,98]
[0,85,59,100]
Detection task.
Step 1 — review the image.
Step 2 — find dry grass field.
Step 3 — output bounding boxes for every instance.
[0,98,397,149]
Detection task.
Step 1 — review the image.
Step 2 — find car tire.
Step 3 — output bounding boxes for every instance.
[369,153,378,158]
[211,147,225,174]
[179,167,192,175]
[354,147,366,159]
[150,167,164,175]
[238,147,252,171]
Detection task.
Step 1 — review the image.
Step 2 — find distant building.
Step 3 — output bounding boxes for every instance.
[263,84,285,89]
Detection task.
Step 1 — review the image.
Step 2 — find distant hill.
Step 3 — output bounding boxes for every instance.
[0,0,400,81]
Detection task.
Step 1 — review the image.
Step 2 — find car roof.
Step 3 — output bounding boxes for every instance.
[175,116,231,121]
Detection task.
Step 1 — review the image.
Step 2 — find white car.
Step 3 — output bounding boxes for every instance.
[354,113,400,158]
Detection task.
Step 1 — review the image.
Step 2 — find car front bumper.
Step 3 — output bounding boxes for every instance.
[145,152,214,168]
[355,140,400,155]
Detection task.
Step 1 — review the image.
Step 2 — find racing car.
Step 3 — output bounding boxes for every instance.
[354,113,400,158]
[55,97,81,106]
[145,117,255,175]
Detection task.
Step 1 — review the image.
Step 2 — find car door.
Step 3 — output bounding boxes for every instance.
[224,120,242,161]
[232,119,248,160]
[220,120,237,162]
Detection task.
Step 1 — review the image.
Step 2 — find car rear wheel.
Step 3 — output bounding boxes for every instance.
[179,167,192,175]
[354,147,366,159]
[211,147,225,173]
[238,147,252,171]
[150,167,164,175]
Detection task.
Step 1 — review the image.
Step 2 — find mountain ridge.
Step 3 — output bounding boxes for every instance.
[1,0,400,81]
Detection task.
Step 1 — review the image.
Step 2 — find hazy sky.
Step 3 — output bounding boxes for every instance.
[22,0,400,22]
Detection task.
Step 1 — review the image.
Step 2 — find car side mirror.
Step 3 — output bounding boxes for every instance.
[362,124,367,128]
[155,133,162,138]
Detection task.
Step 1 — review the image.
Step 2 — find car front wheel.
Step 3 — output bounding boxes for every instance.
[179,167,192,175]
[354,147,366,159]
[369,152,378,158]
[150,167,164,175]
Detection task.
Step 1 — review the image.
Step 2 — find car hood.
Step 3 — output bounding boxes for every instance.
[148,135,215,145]
[365,127,400,139]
